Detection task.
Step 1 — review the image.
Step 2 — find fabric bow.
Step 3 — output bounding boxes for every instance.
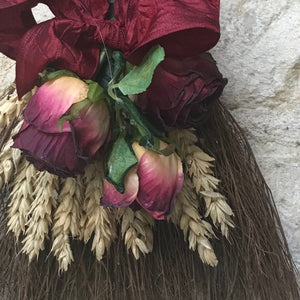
[0,0,220,97]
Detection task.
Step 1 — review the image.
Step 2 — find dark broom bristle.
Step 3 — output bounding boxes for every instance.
[0,101,299,299]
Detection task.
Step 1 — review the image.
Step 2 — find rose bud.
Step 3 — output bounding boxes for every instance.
[136,54,227,129]
[13,76,110,177]
[101,141,184,220]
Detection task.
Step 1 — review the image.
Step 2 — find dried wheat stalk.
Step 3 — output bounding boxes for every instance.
[119,207,154,260]
[21,171,59,261]
[0,89,32,130]
[51,176,83,273]
[81,162,116,261]
[170,129,234,238]
[170,177,218,266]
[0,121,23,190]
[7,160,37,239]
[0,88,35,189]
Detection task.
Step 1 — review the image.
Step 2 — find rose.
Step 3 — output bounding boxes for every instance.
[13,76,110,177]
[101,141,184,220]
[135,54,227,129]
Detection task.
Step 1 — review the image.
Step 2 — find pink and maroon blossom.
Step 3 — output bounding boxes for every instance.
[135,55,227,129]
[101,141,184,220]
[13,76,110,177]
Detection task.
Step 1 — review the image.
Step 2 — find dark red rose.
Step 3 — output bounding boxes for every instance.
[13,76,110,177]
[135,54,227,129]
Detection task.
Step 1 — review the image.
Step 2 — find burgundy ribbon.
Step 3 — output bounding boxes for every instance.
[0,0,221,97]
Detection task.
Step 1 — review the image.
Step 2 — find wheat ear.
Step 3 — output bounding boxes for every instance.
[81,162,116,261]
[21,171,59,261]
[0,88,33,130]
[170,129,234,238]
[51,176,83,273]
[119,207,154,260]
[0,121,23,190]
[170,177,218,266]
[7,160,37,239]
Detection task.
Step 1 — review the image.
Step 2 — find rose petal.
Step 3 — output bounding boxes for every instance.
[13,120,86,177]
[101,167,139,207]
[24,76,88,133]
[132,142,184,220]
[71,100,110,158]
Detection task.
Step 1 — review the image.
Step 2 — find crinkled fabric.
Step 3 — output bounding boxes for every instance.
[16,19,120,97]
[0,0,221,97]
[114,0,220,64]
[0,0,115,97]
[0,0,38,60]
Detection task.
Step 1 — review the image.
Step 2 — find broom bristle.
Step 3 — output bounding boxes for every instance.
[0,100,299,299]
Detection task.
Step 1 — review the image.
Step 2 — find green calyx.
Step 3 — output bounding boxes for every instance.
[39,69,80,84]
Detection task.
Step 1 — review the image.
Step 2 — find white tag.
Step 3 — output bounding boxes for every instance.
[31,3,55,24]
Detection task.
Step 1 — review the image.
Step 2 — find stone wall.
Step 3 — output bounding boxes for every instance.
[0,1,299,271]
[212,0,300,270]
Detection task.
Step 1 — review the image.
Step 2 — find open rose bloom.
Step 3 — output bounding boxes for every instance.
[13,76,110,177]
[136,55,227,129]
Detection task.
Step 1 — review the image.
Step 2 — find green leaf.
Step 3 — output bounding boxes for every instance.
[57,98,90,131]
[120,95,164,139]
[112,51,125,80]
[106,136,138,193]
[39,69,79,83]
[85,80,105,102]
[115,45,165,95]
[57,80,106,131]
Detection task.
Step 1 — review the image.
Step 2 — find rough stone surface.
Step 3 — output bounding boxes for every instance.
[212,0,300,269]
[0,0,299,272]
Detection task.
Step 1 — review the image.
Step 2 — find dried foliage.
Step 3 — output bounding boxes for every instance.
[0,87,32,151]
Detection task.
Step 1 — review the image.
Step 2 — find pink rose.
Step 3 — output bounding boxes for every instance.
[13,76,110,177]
[101,141,184,220]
